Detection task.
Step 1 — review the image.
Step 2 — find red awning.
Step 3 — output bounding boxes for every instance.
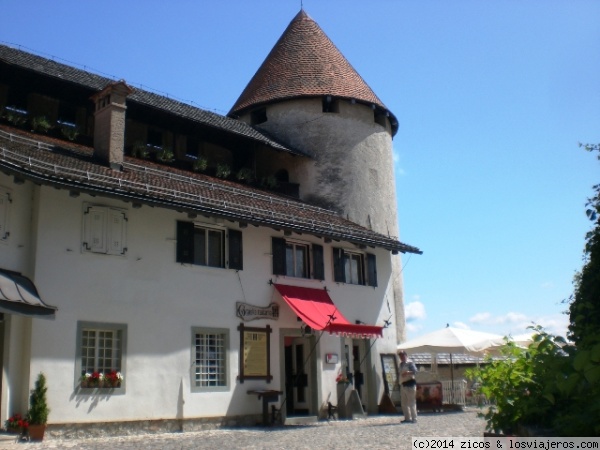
[273,284,383,339]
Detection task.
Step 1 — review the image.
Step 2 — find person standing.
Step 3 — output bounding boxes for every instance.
[398,350,418,423]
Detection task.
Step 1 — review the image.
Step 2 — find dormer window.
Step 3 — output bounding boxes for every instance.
[322,96,339,113]
[250,108,267,125]
[374,110,388,128]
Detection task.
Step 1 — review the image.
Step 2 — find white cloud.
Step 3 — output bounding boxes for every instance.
[469,312,491,323]
[467,310,569,338]
[405,301,426,322]
[452,321,470,330]
[405,322,422,334]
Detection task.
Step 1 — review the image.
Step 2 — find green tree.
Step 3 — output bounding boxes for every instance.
[467,144,600,436]
[568,143,600,348]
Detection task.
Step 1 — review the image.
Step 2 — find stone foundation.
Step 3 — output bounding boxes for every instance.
[44,414,262,440]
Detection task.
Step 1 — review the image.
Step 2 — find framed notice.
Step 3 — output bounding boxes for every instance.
[238,323,273,383]
[380,353,400,396]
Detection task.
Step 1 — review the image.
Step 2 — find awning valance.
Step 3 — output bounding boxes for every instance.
[273,284,382,339]
[0,269,57,319]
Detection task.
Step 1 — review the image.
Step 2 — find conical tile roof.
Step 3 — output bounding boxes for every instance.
[229,10,397,132]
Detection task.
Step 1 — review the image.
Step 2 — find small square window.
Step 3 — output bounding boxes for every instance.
[344,252,365,285]
[333,247,377,287]
[176,221,243,270]
[76,321,127,390]
[285,242,309,278]
[192,328,229,391]
[272,237,324,280]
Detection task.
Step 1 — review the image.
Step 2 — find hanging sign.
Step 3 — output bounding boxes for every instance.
[236,302,279,321]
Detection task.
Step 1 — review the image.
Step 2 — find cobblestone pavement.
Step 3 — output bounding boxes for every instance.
[0,408,487,450]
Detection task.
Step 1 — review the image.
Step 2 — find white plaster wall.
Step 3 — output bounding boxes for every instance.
[23,182,397,424]
[0,176,37,424]
[251,99,407,342]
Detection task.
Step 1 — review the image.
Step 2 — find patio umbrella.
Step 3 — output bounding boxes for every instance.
[397,326,504,404]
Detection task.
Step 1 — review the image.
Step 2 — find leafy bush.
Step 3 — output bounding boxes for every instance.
[467,327,600,436]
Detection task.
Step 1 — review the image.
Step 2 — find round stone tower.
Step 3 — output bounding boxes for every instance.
[229,10,408,342]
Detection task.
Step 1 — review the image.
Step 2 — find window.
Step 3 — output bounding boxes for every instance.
[176,221,243,270]
[192,327,229,391]
[333,247,377,287]
[250,108,267,125]
[322,96,339,113]
[58,101,77,127]
[286,241,309,278]
[185,136,201,158]
[82,205,127,255]
[345,252,364,285]
[76,321,126,388]
[272,237,324,280]
[374,110,388,128]
[147,128,163,149]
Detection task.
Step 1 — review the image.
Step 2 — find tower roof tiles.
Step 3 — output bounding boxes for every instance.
[229,10,398,134]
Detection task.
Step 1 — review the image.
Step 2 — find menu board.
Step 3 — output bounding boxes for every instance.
[243,330,268,376]
[238,323,273,382]
[380,353,401,404]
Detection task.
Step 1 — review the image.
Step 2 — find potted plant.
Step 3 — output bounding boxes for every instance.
[156,146,175,163]
[31,116,53,134]
[192,156,208,172]
[216,163,231,179]
[26,372,50,441]
[236,167,254,183]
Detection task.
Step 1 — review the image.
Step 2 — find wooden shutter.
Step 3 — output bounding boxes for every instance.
[84,206,107,253]
[332,247,346,283]
[228,229,243,270]
[366,253,377,287]
[272,237,286,275]
[312,243,324,280]
[176,221,195,264]
[107,209,127,255]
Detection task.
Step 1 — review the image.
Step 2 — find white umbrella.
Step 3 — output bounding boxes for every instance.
[398,326,504,355]
[397,326,504,404]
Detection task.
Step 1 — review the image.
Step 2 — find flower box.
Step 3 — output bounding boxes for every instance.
[80,371,123,389]
[4,413,28,434]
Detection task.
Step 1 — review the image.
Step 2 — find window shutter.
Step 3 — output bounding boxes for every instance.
[84,206,107,253]
[332,247,346,283]
[312,244,324,280]
[228,229,243,270]
[107,210,127,255]
[366,253,377,287]
[176,221,195,264]
[272,237,286,275]
[0,191,9,240]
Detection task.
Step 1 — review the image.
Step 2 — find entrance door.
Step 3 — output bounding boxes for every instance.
[352,339,368,409]
[284,337,311,416]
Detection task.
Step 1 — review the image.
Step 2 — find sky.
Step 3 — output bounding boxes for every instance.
[2,1,598,341]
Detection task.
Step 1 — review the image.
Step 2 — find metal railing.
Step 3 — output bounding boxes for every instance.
[0,130,403,248]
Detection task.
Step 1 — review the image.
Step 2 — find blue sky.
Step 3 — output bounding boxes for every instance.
[2,1,598,340]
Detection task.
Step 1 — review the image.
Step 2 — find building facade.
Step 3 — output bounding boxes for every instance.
[0,10,420,435]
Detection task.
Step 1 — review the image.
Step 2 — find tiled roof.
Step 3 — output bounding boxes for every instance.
[0,44,307,157]
[229,10,398,133]
[0,126,422,255]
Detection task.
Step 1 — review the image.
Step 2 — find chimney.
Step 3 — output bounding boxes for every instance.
[91,81,133,170]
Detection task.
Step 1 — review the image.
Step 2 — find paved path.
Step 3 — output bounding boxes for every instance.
[0,408,487,450]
